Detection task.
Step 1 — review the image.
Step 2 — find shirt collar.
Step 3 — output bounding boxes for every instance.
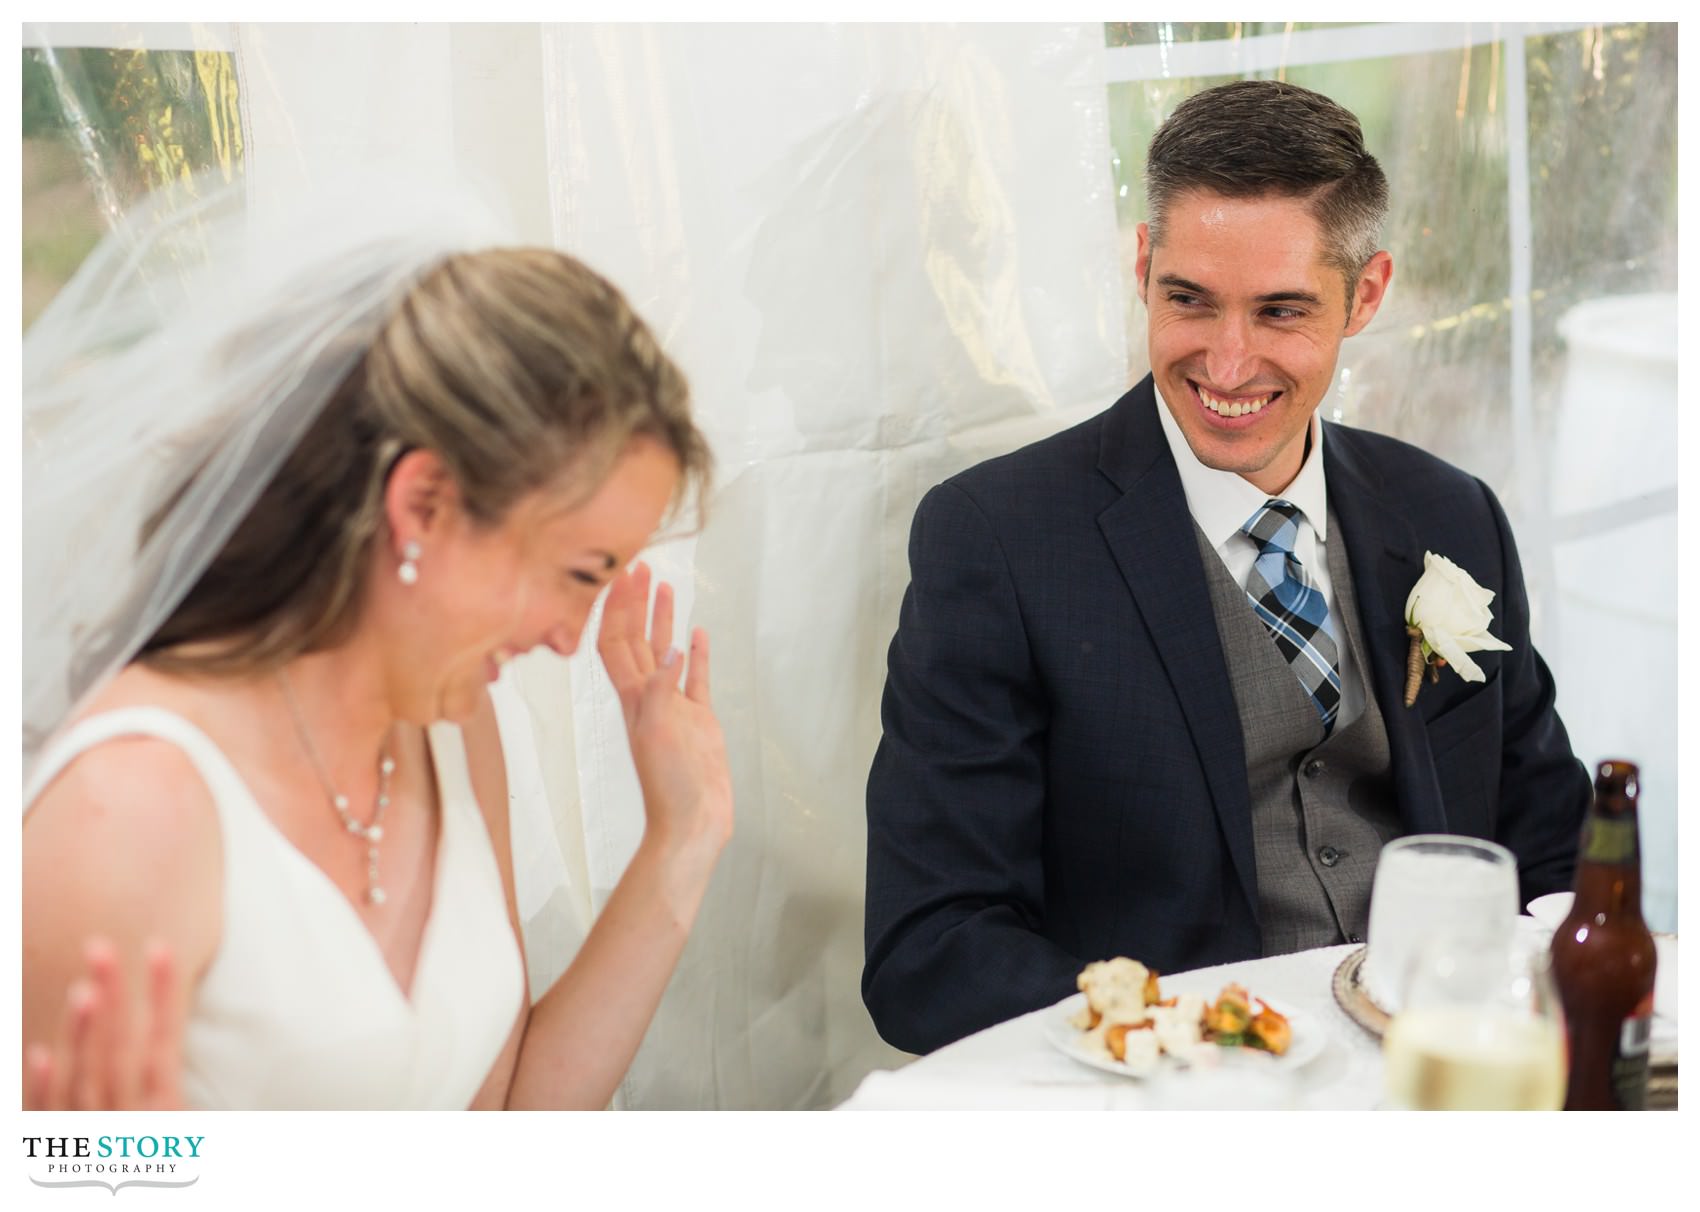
[1152,379,1330,547]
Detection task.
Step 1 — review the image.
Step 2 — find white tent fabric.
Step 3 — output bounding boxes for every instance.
[537,23,1129,1109]
[22,20,1678,1108]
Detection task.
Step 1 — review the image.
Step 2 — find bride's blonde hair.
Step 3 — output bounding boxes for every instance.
[139,248,709,675]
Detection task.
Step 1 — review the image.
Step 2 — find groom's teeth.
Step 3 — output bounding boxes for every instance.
[1199,386,1272,416]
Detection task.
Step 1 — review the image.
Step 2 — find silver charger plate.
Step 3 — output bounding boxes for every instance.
[1331,946,1390,1038]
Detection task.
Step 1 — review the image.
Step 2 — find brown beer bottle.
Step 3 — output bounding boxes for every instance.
[1549,760,1657,1110]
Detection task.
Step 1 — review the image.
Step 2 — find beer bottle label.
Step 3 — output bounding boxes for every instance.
[1581,817,1639,864]
[1609,994,1655,1110]
[1619,1013,1651,1057]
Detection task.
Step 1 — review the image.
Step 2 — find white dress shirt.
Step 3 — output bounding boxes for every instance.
[1153,385,1365,731]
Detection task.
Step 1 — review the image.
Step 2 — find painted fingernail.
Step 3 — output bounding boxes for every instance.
[663,647,682,667]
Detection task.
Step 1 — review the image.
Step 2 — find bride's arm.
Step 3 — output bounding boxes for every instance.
[466,565,732,1110]
[22,741,218,1108]
[504,820,721,1109]
[460,695,530,1109]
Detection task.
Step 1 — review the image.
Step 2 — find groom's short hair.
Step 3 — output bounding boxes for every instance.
[1144,79,1389,283]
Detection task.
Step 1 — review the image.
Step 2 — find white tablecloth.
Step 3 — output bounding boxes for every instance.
[841,921,1678,1110]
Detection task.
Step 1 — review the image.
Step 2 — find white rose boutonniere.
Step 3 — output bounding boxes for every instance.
[1403,551,1513,707]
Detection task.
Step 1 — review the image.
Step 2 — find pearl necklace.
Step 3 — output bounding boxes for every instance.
[279,671,397,908]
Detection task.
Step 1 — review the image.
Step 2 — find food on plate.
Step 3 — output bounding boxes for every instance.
[1203,983,1254,1035]
[1070,959,1293,1069]
[1104,1020,1159,1068]
[1247,1005,1292,1055]
[1071,956,1152,1032]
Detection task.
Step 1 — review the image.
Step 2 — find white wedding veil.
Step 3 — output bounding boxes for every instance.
[22,166,514,780]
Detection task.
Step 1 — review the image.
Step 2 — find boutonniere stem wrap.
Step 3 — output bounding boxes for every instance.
[1403,552,1512,707]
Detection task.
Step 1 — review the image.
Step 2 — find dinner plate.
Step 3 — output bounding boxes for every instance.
[1043,992,1323,1078]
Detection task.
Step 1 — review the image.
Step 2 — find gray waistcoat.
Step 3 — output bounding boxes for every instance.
[1194,509,1402,956]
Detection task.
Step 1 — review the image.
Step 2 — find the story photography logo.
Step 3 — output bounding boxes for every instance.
[22,1132,204,1195]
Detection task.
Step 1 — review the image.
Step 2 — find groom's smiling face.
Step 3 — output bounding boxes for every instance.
[1135,189,1390,495]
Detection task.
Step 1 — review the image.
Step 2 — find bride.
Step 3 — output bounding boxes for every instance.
[21,171,732,1109]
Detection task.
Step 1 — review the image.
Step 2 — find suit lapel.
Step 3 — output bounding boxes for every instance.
[1323,424,1448,833]
[1096,380,1259,918]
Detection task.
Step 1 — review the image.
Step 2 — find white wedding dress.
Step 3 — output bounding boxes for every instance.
[23,707,526,1109]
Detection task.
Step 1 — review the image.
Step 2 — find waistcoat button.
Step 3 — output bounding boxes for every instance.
[1318,845,1341,867]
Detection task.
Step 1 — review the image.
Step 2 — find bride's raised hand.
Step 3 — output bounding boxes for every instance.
[596,563,733,854]
[597,561,667,734]
[24,938,185,1110]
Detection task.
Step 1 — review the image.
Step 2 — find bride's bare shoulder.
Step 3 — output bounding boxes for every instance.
[25,667,225,996]
[31,664,231,840]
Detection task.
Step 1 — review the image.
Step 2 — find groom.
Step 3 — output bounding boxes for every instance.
[862,80,1590,1055]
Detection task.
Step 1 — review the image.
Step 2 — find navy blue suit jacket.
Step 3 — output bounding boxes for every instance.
[862,377,1588,1055]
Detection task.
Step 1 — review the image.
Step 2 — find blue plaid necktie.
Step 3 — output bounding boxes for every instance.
[1240,499,1342,732]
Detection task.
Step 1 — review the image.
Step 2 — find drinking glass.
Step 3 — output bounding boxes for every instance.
[1363,834,1518,1014]
[1380,933,1567,1110]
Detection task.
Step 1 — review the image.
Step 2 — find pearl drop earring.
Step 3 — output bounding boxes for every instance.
[398,540,422,586]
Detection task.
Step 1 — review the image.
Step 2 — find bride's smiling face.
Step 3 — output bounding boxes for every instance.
[381,437,681,723]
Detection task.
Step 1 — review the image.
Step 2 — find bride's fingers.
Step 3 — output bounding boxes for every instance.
[85,939,132,1108]
[649,580,675,671]
[62,979,99,1108]
[140,941,183,1109]
[599,634,640,697]
[684,628,712,707]
[627,563,656,679]
[24,1044,54,1110]
[636,647,683,721]
[604,564,649,642]
[600,564,658,685]
[597,567,636,647]
[598,571,646,691]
